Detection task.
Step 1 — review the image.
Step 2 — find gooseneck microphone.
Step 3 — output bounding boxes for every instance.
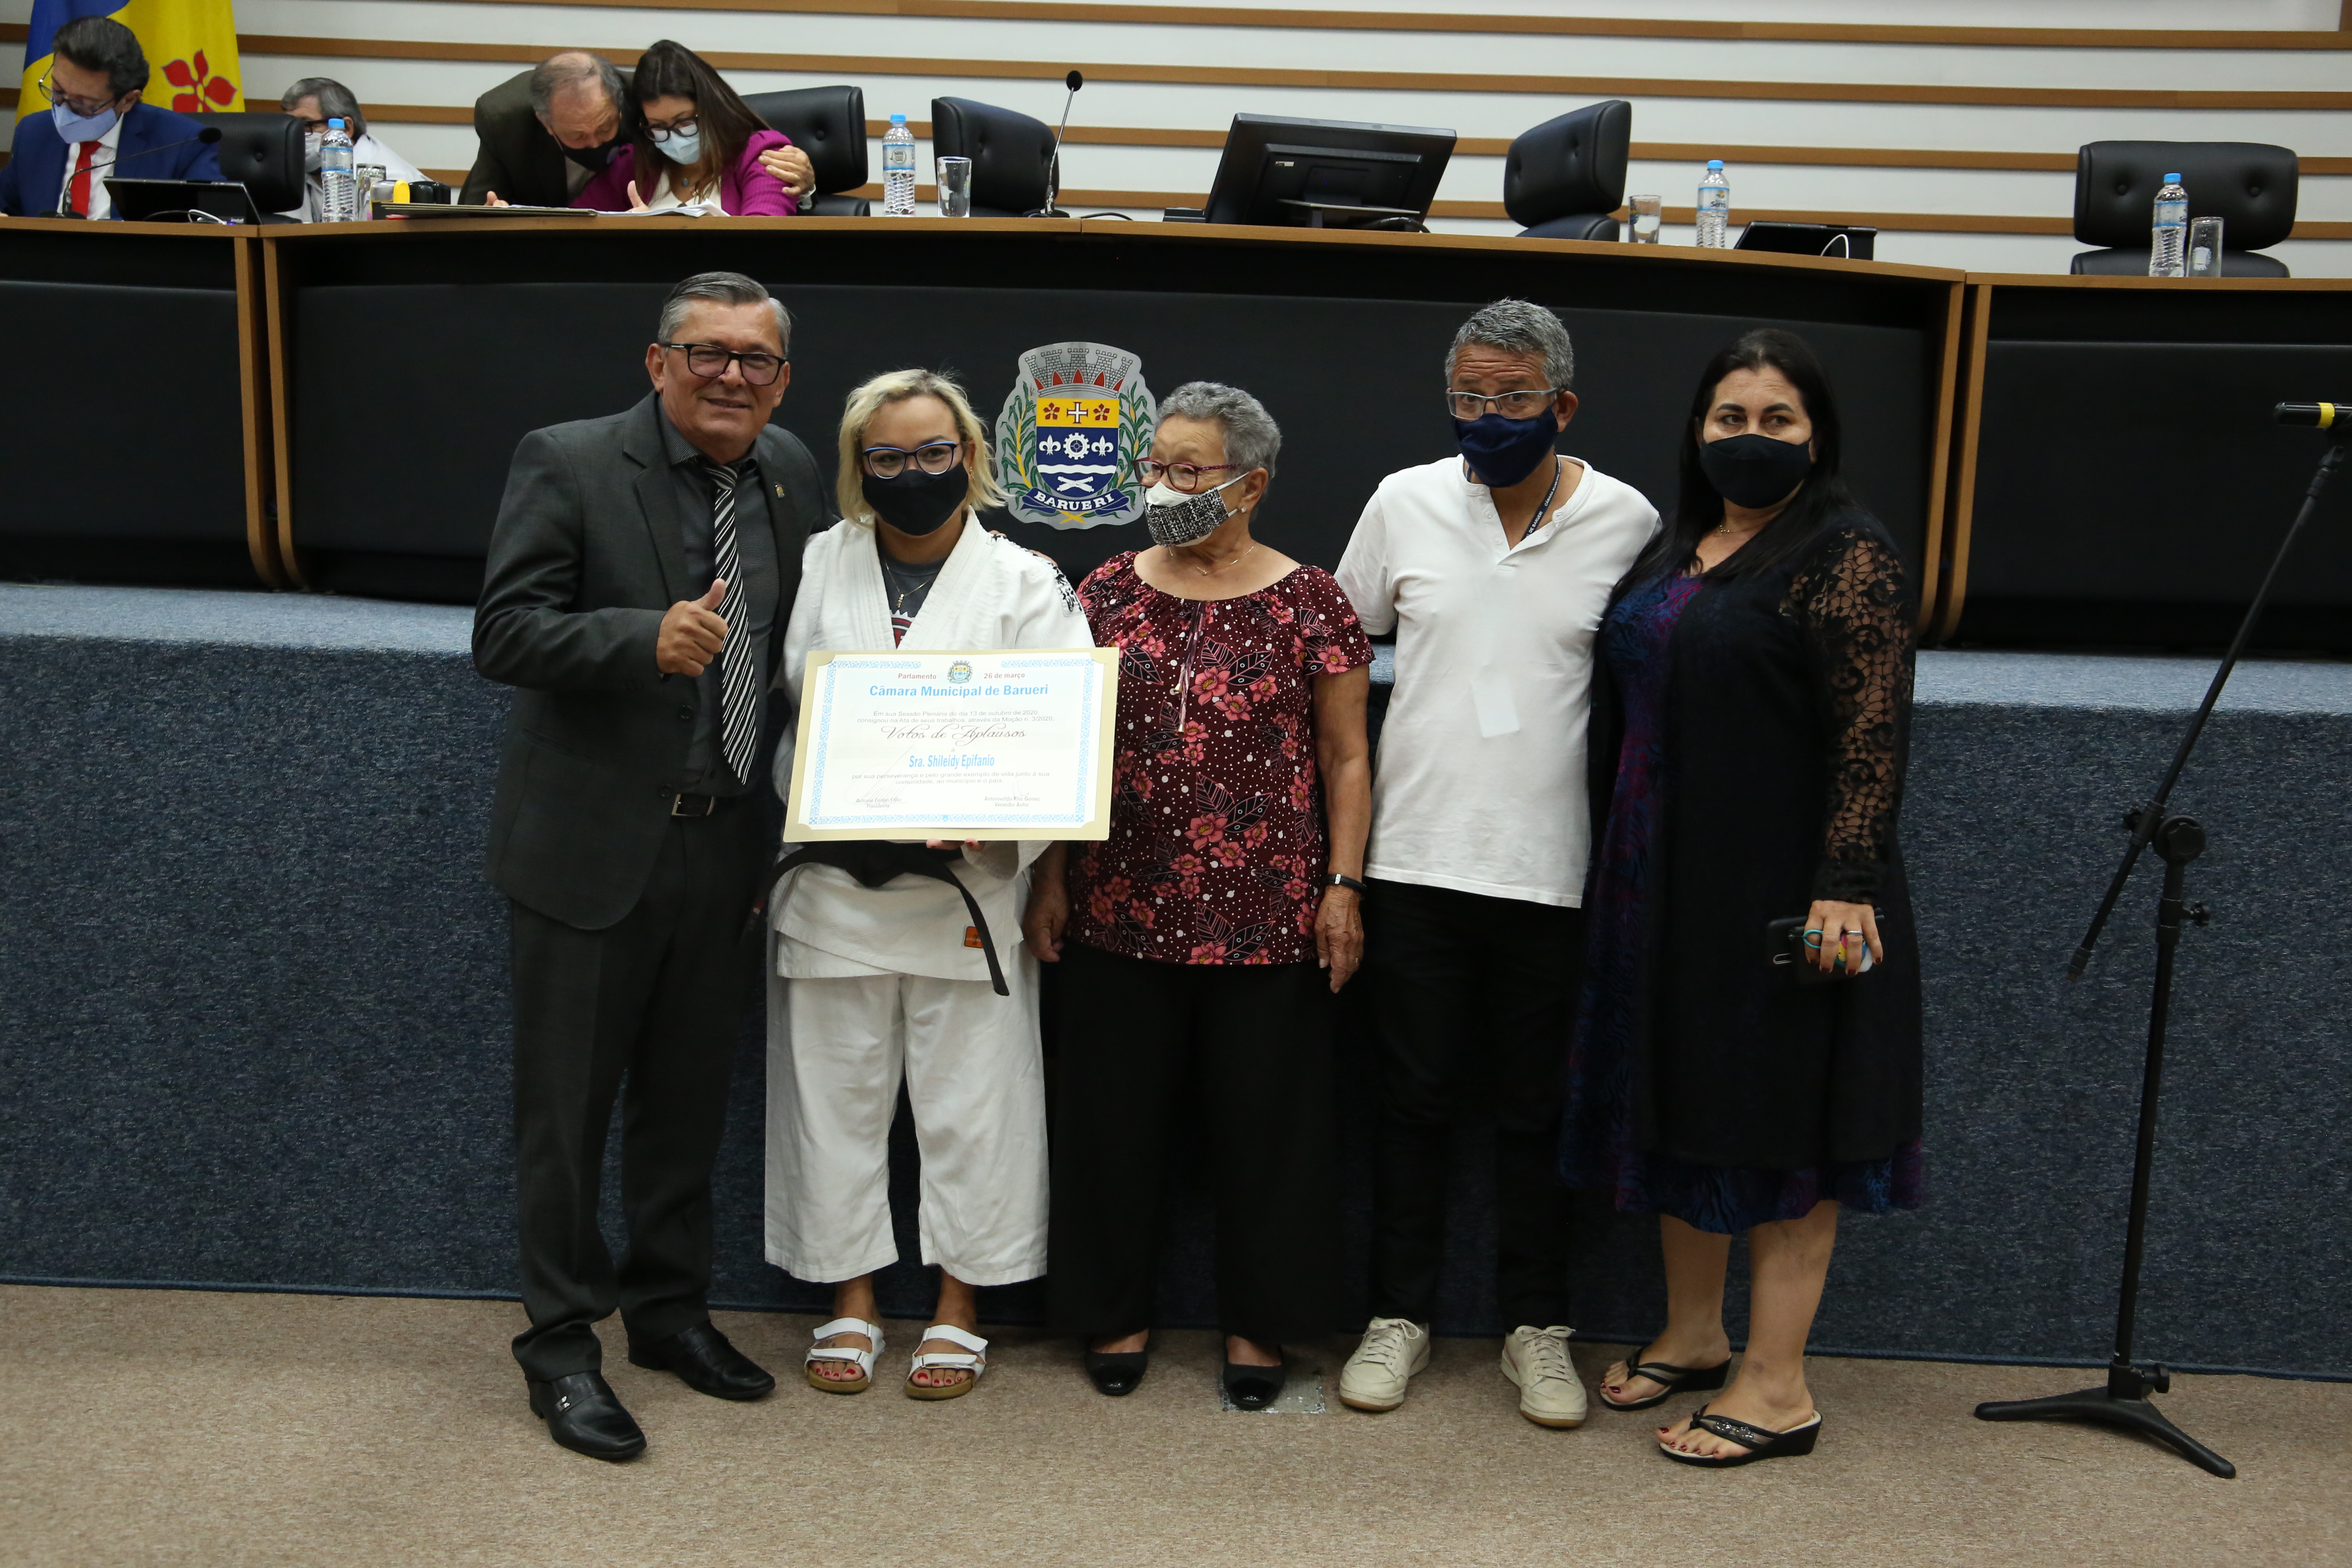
[1030,69,1083,219]
[2273,403,2345,428]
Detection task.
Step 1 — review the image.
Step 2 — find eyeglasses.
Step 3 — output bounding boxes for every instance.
[37,73,117,119]
[657,341,786,385]
[863,442,963,479]
[647,118,700,145]
[1444,388,1566,421]
[1138,459,1240,493]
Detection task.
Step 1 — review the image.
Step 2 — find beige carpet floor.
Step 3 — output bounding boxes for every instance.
[1,1284,2345,1567]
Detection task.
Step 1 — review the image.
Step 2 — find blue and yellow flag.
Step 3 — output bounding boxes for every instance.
[18,1,243,121]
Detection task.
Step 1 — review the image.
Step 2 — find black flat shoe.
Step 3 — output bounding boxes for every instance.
[527,1371,646,1462]
[1222,1356,1287,1411]
[1598,1348,1731,1412]
[1659,1403,1822,1468]
[628,1321,776,1401]
[1085,1338,1150,1397]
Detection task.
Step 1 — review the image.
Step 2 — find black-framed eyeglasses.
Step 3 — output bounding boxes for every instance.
[36,72,118,120]
[863,441,963,479]
[1138,459,1240,493]
[647,117,700,145]
[1444,387,1566,421]
[657,341,786,385]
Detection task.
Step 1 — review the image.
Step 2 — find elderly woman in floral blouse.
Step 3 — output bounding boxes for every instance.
[1022,381,1372,1410]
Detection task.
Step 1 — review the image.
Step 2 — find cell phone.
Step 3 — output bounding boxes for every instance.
[1766,915,1879,985]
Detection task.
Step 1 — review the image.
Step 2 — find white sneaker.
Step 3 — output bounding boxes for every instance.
[1339,1317,1431,1412]
[1501,1325,1588,1428]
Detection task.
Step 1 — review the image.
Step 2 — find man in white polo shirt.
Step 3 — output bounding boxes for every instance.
[1333,299,1658,1429]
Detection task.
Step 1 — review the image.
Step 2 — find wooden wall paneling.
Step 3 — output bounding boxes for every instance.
[1935,281,1997,640]
[1915,278,1965,640]
[232,234,287,587]
[261,236,306,588]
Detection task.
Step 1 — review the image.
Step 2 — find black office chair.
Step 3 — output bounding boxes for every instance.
[741,86,871,216]
[2071,141,2296,277]
[929,97,1057,217]
[1504,100,1631,242]
[208,111,305,222]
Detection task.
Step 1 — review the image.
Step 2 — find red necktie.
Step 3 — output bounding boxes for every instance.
[68,140,98,217]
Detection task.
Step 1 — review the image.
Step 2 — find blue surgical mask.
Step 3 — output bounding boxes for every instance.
[52,101,120,144]
[656,127,704,166]
[1452,410,1559,488]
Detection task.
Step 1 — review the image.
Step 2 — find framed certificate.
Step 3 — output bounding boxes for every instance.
[784,648,1120,842]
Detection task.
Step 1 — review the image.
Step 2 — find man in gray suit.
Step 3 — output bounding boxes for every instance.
[474,271,830,1461]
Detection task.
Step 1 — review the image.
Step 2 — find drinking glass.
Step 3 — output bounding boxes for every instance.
[937,156,974,218]
[1630,194,1663,244]
[2188,216,2225,278]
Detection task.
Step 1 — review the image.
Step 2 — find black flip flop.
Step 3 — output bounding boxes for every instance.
[1658,1403,1823,1468]
[1597,1351,1731,1412]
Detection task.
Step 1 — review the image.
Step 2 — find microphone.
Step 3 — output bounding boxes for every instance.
[1029,69,1082,219]
[2274,402,2345,428]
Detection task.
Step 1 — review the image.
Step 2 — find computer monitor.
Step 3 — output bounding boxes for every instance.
[102,178,265,224]
[1202,114,1455,230]
[1735,220,1878,261]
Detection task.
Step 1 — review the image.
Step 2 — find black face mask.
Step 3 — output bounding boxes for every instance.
[1698,432,1814,509]
[560,136,626,174]
[862,467,967,536]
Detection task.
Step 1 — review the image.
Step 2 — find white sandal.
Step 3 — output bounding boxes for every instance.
[805,1316,886,1394]
[905,1323,988,1401]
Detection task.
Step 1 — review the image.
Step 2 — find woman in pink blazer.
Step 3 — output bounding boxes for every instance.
[575,39,798,217]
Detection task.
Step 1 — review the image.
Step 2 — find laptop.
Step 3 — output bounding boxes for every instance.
[104,178,265,224]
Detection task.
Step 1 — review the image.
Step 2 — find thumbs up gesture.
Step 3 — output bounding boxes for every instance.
[657,577,730,676]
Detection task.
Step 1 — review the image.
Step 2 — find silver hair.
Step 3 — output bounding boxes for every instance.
[1446,298,1575,392]
[528,51,625,118]
[657,272,792,353]
[280,77,365,139]
[1157,380,1281,480]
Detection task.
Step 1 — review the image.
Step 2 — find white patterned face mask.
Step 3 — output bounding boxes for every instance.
[1143,474,1244,548]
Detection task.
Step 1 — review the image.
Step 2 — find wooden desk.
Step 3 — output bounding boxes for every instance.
[1940,272,2352,650]
[252,216,1966,614]
[0,220,279,587]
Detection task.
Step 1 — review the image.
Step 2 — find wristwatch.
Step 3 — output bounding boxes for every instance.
[1325,873,1367,895]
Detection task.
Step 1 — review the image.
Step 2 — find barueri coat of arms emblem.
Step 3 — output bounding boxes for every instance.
[993,342,1158,529]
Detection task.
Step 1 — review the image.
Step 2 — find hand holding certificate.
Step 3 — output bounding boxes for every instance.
[784,648,1118,842]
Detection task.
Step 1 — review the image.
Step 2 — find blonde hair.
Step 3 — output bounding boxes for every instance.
[835,368,1006,528]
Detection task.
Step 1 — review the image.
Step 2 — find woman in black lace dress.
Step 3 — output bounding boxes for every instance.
[1560,328,1922,1467]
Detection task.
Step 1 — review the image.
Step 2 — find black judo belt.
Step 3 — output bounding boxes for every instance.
[747,841,1009,996]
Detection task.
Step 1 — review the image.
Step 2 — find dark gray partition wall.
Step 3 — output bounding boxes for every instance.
[1956,281,2352,652]
[272,222,1953,602]
[0,225,255,586]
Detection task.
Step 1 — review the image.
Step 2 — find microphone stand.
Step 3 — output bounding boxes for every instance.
[1026,70,1082,219]
[1973,419,2350,1479]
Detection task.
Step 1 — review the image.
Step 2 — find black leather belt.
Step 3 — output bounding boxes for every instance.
[666,792,723,817]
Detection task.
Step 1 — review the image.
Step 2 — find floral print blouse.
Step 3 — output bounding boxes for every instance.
[1066,552,1373,966]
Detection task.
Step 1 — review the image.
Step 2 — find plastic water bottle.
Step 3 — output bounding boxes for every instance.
[1696,159,1731,249]
[2149,172,2188,278]
[883,114,917,216]
[320,118,356,222]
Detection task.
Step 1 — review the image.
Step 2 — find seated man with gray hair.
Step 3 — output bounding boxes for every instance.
[1333,298,1660,1430]
[461,49,812,209]
[277,78,423,220]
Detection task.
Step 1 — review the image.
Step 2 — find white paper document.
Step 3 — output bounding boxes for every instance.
[784,648,1119,842]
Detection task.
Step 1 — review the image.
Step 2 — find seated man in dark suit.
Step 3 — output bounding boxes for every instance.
[460,50,812,208]
[0,15,223,218]
[474,271,831,1461]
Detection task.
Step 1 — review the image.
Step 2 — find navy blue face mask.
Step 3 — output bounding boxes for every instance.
[1452,410,1560,488]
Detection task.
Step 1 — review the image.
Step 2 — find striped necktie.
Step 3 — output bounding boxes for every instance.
[702,460,761,786]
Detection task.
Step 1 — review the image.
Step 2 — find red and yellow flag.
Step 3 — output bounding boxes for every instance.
[18,1,243,121]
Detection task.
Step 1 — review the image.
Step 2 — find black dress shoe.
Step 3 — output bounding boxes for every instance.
[527,1371,646,1462]
[1084,1338,1150,1397]
[1222,1355,1287,1411]
[628,1321,777,1401]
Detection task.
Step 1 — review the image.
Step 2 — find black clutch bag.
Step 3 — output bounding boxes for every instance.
[1766,914,1882,986]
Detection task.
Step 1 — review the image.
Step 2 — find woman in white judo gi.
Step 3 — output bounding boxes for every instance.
[764,368,1092,1399]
